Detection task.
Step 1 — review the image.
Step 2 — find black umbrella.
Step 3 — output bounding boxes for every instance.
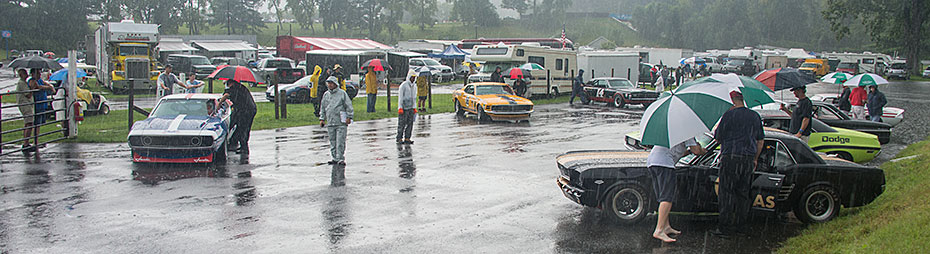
[7,55,63,70]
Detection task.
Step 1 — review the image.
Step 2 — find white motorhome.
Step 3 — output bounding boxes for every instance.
[821,52,891,74]
[616,47,694,68]
[576,51,640,83]
[468,44,577,97]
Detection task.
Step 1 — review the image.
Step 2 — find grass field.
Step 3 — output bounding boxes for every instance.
[778,136,930,253]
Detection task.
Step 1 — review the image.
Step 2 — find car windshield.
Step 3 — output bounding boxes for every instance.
[119,46,148,56]
[191,56,211,65]
[891,63,906,69]
[212,59,229,65]
[679,133,716,165]
[479,62,521,74]
[423,59,442,66]
[265,60,292,68]
[800,63,819,68]
[702,57,715,63]
[607,79,634,88]
[151,99,210,117]
[476,85,514,95]
[728,59,747,66]
[837,63,856,69]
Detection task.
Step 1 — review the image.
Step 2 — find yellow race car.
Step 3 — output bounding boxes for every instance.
[453,82,534,122]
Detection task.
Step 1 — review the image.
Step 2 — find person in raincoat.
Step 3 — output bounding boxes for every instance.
[867,85,886,122]
[309,65,323,117]
[365,66,378,112]
[397,71,417,144]
[570,69,586,105]
[320,76,354,165]
[416,73,429,111]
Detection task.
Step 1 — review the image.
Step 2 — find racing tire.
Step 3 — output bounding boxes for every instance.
[297,90,310,103]
[454,100,465,116]
[214,141,228,165]
[612,95,626,108]
[100,104,110,115]
[602,183,651,225]
[794,185,840,224]
[477,106,491,123]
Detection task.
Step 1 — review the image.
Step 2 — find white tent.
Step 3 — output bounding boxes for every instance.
[786,48,814,59]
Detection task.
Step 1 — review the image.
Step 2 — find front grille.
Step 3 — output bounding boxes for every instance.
[130,135,214,147]
[196,68,213,75]
[491,105,532,112]
[442,69,452,73]
[630,92,659,99]
[558,165,581,185]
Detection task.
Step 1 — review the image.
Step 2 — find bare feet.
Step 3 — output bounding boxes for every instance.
[664,227,681,235]
[653,231,677,243]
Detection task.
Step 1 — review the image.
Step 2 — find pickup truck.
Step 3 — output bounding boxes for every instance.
[251,57,295,84]
[701,57,725,73]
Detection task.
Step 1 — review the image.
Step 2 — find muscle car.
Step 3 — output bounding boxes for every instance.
[794,101,892,144]
[810,93,904,126]
[757,109,881,163]
[556,130,885,224]
[583,77,660,108]
[128,94,231,164]
[453,82,534,122]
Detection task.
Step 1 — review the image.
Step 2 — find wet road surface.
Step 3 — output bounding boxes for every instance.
[0,79,928,253]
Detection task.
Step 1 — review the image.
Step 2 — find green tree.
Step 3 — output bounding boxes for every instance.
[408,0,438,30]
[287,0,317,32]
[823,0,930,74]
[501,0,529,19]
[0,0,95,52]
[209,0,266,35]
[383,0,409,41]
[448,0,499,26]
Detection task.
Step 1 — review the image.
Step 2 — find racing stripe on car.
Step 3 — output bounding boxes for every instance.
[497,95,518,104]
[167,114,186,132]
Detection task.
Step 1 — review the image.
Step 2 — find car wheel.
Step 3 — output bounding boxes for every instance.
[794,185,840,224]
[612,95,625,108]
[830,151,853,162]
[477,106,491,123]
[214,140,228,165]
[297,90,310,103]
[454,99,465,116]
[602,183,650,224]
[100,104,110,115]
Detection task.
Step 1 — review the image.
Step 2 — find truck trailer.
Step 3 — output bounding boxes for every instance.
[89,21,160,93]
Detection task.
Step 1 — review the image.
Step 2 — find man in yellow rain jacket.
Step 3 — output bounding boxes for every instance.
[416,74,429,111]
[365,67,378,112]
[309,65,323,117]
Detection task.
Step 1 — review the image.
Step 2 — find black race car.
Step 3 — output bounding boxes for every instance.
[582,77,660,108]
[556,130,885,225]
[795,101,892,144]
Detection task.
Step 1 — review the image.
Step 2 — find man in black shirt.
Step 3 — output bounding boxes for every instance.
[712,90,764,238]
[221,80,257,162]
[781,86,812,143]
[490,67,503,83]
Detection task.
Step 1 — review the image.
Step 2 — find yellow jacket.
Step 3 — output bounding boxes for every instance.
[416,76,429,97]
[365,71,378,94]
[309,65,322,98]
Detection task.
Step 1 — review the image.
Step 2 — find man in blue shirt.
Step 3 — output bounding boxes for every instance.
[712,90,764,238]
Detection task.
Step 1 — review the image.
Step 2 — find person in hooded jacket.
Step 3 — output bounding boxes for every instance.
[309,65,323,117]
[570,69,586,105]
[320,76,354,165]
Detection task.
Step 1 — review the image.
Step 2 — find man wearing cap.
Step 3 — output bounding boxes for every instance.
[320,76,354,165]
[712,90,764,238]
[157,64,186,98]
[781,86,812,142]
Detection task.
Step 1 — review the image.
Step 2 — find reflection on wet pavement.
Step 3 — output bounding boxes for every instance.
[0,80,926,252]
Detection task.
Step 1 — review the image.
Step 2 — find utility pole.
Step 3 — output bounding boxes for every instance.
[226,0,231,35]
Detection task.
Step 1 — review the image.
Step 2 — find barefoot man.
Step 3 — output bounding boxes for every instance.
[647,138,705,242]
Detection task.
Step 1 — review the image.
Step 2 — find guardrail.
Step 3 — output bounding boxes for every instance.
[0,88,70,156]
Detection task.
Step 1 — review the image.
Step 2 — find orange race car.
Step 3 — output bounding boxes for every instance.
[452,82,534,122]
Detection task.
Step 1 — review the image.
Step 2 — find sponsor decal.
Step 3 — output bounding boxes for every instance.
[116,33,153,42]
[822,136,851,144]
[753,194,776,209]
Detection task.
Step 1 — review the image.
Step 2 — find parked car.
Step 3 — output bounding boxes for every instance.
[582,77,660,108]
[701,57,725,73]
[210,57,248,67]
[128,94,231,164]
[556,130,885,224]
[810,93,905,126]
[836,62,859,75]
[723,58,757,76]
[452,82,534,122]
[409,58,454,82]
[251,57,295,84]
[166,54,216,79]
[757,109,881,163]
[885,61,908,80]
[265,75,358,103]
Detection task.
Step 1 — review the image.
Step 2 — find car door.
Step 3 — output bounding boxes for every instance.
[750,139,789,212]
[676,144,721,213]
[462,85,478,112]
[583,80,600,99]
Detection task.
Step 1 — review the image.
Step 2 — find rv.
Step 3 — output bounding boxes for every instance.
[468,44,577,97]
[821,52,891,74]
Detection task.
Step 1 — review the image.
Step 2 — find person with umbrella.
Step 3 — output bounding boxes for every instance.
[712,90,764,238]
[849,85,867,119]
[219,79,257,162]
[397,71,418,144]
[320,76,354,166]
[867,85,887,122]
[27,68,56,133]
[365,66,378,112]
[838,86,852,111]
[648,137,706,242]
[780,86,813,142]
[14,69,35,152]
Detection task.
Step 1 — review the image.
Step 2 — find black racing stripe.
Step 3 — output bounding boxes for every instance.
[810,145,881,151]
[497,95,518,104]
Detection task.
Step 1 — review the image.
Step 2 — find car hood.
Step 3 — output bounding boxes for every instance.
[129,114,223,137]
[557,150,649,172]
[476,94,534,105]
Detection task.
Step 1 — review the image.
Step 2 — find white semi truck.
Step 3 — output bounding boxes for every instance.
[87,20,160,93]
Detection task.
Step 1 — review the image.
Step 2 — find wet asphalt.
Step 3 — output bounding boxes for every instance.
[0,75,928,253]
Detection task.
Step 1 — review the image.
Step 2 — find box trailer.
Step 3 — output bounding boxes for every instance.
[576,51,641,83]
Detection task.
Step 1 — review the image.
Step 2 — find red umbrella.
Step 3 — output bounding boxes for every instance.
[207,65,260,84]
[507,67,525,79]
[360,58,391,71]
[752,67,817,91]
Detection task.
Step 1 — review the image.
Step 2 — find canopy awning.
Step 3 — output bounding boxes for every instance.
[291,37,392,50]
[191,40,257,52]
[428,44,469,59]
[157,41,197,52]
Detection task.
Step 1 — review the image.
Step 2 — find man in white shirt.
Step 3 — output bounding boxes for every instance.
[646,137,706,242]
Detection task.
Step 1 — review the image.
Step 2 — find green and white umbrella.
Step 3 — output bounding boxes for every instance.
[519,63,545,70]
[640,74,775,147]
[820,72,853,84]
[844,73,889,87]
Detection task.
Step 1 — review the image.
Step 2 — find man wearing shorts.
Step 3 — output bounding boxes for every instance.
[14,69,34,151]
[647,138,706,242]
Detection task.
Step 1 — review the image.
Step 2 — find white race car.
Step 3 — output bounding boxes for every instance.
[810,93,904,126]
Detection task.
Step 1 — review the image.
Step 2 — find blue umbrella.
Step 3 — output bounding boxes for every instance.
[49,68,87,81]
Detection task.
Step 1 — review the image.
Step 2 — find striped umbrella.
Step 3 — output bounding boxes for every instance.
[520,63,545,70]
[752,67,818,91]
[640,76,775,147]
[207,65,260,84]
[360,58,391,71]
[844,73,889,87]
[820,72,853,84]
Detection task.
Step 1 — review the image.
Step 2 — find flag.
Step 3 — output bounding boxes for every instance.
[560,24,566,48]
